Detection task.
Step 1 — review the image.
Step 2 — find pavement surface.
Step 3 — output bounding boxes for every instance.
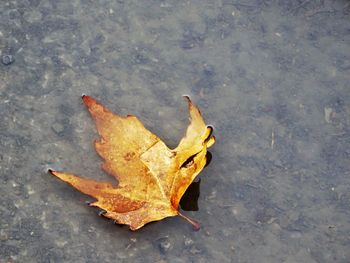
[1,1,350,262]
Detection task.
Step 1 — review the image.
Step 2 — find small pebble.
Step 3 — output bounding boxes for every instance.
[159,239,171,254]
[189,246,202,255]
[2,55,15,65]
[184,237,194,247]
[51,123,64,134]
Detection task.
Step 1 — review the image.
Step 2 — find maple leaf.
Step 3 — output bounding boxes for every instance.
[49,95,215,230]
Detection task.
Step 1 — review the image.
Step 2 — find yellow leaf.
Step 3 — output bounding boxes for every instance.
[50,96,215,230]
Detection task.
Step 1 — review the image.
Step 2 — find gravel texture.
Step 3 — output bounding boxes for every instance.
[1,1,350,262]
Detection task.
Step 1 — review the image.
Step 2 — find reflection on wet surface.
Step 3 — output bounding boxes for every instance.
[1,1,350,262]
[180,179,201,212]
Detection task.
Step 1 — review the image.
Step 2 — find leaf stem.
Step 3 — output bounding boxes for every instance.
[178,211,200,231]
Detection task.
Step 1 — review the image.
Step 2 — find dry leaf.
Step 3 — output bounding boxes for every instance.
[49,95,215,230]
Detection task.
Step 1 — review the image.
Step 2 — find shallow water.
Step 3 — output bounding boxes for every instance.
[1,1,350,262]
